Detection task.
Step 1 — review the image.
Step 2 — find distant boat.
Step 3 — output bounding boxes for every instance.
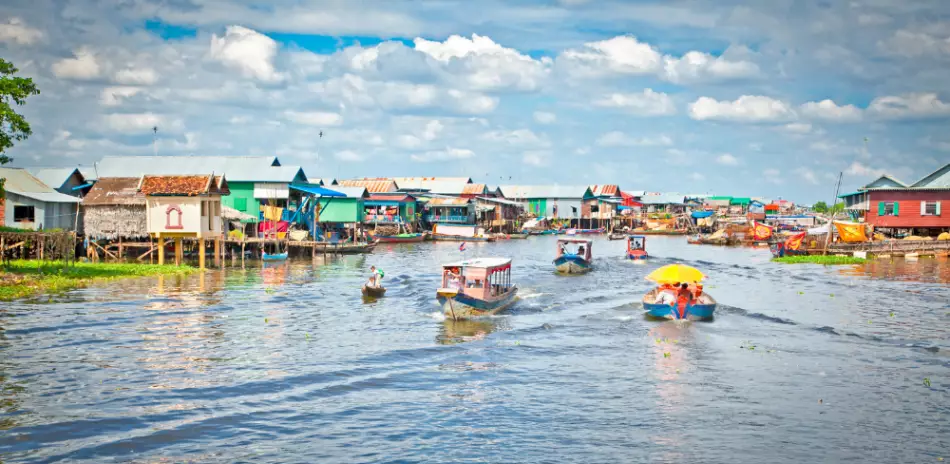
[554,238,593,274]
[607,232,627,240]
[432,234,494,242]
[626,235,648,260]
[508,233,529,239]
[262,251,288,261]
[375,233,426,243]
[437,258,517,320]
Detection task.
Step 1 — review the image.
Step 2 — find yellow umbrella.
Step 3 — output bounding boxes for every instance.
[645,264,706,284]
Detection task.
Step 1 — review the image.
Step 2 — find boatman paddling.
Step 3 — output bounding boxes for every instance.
[370,265,384,288]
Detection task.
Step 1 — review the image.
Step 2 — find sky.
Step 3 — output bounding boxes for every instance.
[1,0,949,203]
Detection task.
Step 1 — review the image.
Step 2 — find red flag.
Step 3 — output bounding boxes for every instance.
[459,242,466,252]
[753,222,773,240]
[785,232,806,250]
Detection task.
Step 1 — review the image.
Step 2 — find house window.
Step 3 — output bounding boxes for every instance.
[878,201,899,216]
[233,197,248,211]
[165,205,184,229]
[921,201,941,216]
[14,205,35,222]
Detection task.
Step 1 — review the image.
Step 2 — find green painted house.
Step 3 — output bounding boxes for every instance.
[316,187,368,223]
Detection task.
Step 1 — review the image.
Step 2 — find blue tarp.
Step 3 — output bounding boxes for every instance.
[691,211,715,219]
[289,184,346,197]
[71,182,94,191]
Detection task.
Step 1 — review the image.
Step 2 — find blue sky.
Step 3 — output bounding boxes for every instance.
[1,0,949,202]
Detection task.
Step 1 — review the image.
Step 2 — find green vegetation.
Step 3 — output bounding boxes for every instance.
[0,260,196,301]
[0,226,34,233]
[811,201,844,214]
[1,58,41,166]
[772,255,867,265]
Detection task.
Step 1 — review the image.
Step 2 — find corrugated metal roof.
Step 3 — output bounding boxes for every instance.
[139,175,229,196]
[392,177,473,189]
[641,194,685,205]
[327,186,368,198]
[497,185,592,199]
[909,163,950,189]
[0,167,80,203]
[589,184,620,196]
[462,183,488,195]
[82,177,146,205]
[475,196,523,207]
[337,179,398,193]
[27,168,84,190]
[367,193,415,202]
[622,190,646,197]
[396,180,472,195]
[92,156,295,182]
[427,198,471,206]
[863,174,907,189]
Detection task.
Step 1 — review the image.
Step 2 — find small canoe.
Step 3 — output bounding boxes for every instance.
[432,234,495,242]
[362,284,387,297]
[607,233,627,240]
[262,251,288,261]
[508,233,529,239]
[642,289,717,320]
[375,233,425,243]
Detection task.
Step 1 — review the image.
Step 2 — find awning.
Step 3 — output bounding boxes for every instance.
[289,184,346,197]
[691,211,715,219]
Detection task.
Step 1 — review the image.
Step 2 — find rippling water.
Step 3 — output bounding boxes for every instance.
[1,237,948,463]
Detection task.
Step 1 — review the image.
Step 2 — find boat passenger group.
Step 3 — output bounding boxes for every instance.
[653,282,706,306]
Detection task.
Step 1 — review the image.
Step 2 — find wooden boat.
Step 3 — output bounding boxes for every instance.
[432,234,495,242]
[607,232,627,240]
[262,251,288,261]
[528,229,559,236]
[374,233,425,243]
[308,240,378,254]
[554,238,593,274]
[361,284,387,297]
[632,228,689,236]
[508,233,529,239]
[437,258,517,320]
[566,227,606,235]
[626,235,648,260]
[642,288,717,320]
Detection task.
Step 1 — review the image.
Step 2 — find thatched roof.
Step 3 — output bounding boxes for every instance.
[83,177,145,206]
[139,174,229,196]
[222,205,256,222]
[83,204,148,240]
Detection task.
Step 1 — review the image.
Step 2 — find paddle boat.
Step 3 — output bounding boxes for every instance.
[627,235,648,260]
[641,264,717,320]
[436,258,517,320]
[554,238,593,274]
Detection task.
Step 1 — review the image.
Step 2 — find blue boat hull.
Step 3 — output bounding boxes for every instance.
[262,252,288,261]
[627,251,649,260]
[437,287,518,319]
[554,255,592,274]
[643,302,716,320]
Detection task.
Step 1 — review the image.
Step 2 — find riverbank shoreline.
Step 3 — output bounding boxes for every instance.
[772,255,867,265]
[0,260,197,301]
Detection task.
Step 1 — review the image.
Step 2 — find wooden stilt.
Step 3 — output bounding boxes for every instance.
[174,237,182,266]
[199,238,206,270]
[214,236,221,268]
[157,237,165,265]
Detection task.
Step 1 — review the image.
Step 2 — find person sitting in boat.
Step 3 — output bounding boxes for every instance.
[445,269,462,289]
[656,286,676,305]
[577,245,585,256]
[677,283,695,305]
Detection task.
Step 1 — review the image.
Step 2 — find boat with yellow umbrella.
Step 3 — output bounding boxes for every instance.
[642,264,717,320]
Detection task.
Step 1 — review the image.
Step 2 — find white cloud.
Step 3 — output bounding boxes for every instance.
[208,25,283,82]
[688,95,795,122]
[857,13,892,26]
[102,113,177,134]
[662,51,759,84]
[575,146,590,155]
[596,131,673,147]
[51,47,101,80]
[312,75,498,115]
[410,147,475,162]
[99,86,143,107]
[334,150,364,162]
[799,99,862,122]
[395,135,422,149]
[715,153,739,165]
[783,122,813,134]
[878,30,950,57]
[413,34,549,91]
[689,172,705,181]
[0,17,43,45]
[283,110,343,126]
[867,93,950,120]
[846,161,887,178]
[114,67,158,85]
[533,111,557,124]
[593,89,676,116]
[795,167,820,185]
[422,120,443,141]
[482,128,548,147]
[523,151,548,166]
[561,36,663,76]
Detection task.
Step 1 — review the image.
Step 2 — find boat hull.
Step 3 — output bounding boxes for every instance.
[642,291,717,320]
[262,252,288,261]
[362,285,387,297]
[438,287,518,320]
[607,234,627,241]
[375,233,425,243]
[432,234,495,242]
[554,255,592,274]
[508,233,529,239]
[627,250,649,260]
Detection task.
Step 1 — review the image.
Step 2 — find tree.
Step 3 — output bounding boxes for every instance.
[1,58,41,166]
[812,201,829,213]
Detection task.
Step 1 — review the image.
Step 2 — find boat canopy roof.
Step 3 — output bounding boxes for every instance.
[441,257,512,271]
[628,235,646,239]
[557,238,592,244]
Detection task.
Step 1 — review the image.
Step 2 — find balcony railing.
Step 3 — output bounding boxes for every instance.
[363,214,404,224]
[426,215,470,223]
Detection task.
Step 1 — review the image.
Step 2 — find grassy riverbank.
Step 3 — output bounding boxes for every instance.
[772,255,867,265]
[0,260,197,301]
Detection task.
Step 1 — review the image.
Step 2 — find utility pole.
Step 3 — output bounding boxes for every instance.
[152,126,158,156]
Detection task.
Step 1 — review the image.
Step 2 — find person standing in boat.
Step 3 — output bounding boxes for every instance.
[370,265,384,287]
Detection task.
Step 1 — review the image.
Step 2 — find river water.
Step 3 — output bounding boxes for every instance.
[1,236,948,463]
